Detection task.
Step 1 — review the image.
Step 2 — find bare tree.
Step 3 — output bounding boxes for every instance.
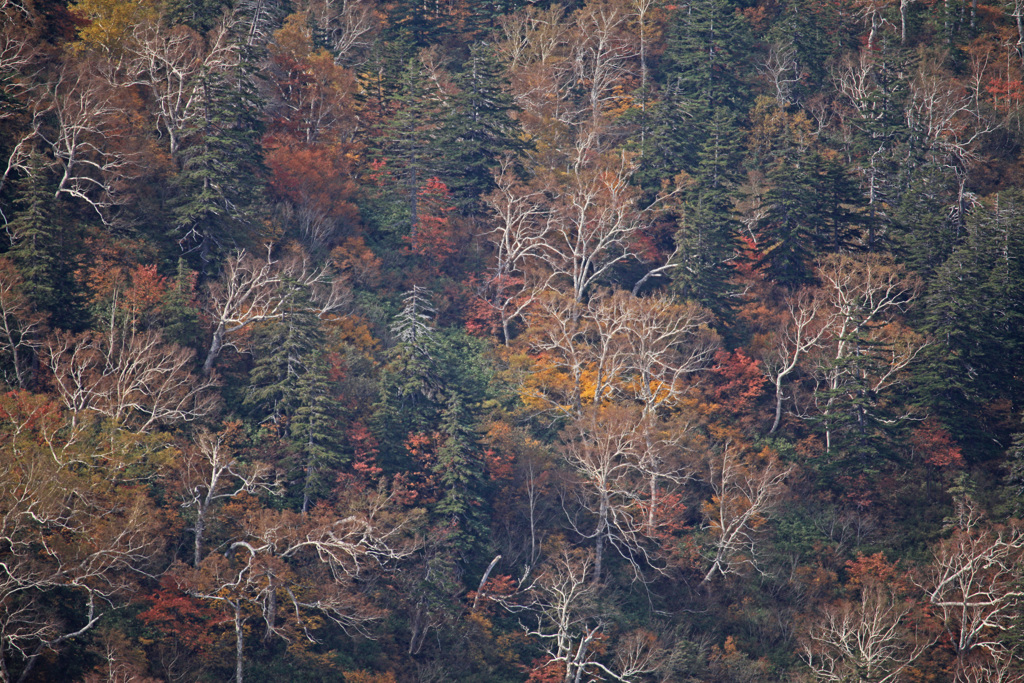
[304,0,378,64]
[179,485,421,683]
[0,393,161,683]
[201,247,348,374]
[700,441,792,582]
[921,498,1024,682]
[0,259,44,388]
[178,429,277,566]
[762,288,834,434]
[8,61,142,222]
[561,406,653,583]
[483,158,552,344]
[46,320,219,433]
[759,41,801,106]
[801,582,933,683]
[812,254,925,452]
[541,155,648,303]
[124,19,237,156]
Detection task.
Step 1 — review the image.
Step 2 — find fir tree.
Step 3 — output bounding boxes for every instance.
[4,157,85,329]
[439,43,524,210]
[245,277,324,432]
[670,107,744,319]
[292,350,344,513]
[171,54,267,267]
[433,393,488,554]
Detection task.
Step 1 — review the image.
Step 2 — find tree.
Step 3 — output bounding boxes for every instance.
[801,581,933,683]
[176,427,276,567]
[699,441,792,582]
[561,405,661,583]
[177,484,421,683]
[811,254,925,456]
[0,391,162,683]
[921,498,1024,681]
[46,323,219,434]
[201,247,347,375]
[438,42,523,210]
[0,259,44,389]
[170,42,267,265]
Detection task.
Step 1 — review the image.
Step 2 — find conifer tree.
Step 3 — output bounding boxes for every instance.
[171,54,267,266]
[671,107,744,318]
[433,393,488,554]
[439,43,524,210]
[291,350,344,513]
[245,277,324,431]
[370,59,448,237]
[4,158,84,329]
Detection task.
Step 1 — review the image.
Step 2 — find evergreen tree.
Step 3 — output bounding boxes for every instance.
[245,277,324,432]
[171,54,267,267]
[433,393,488,554]
[291,350,344,513]
[160,259,202,349]
[439,43,524,210]
[920,192,1024,456]
[758,157,820,288]
[4,158,85,329]
[368,59,448,238]
[670,107,744,319]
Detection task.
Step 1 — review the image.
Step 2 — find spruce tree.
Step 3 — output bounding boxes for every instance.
[292,350,344,513]
[670,107,744,319]
[433,394,488,554]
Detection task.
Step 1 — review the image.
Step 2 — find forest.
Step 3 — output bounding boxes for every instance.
[1,0,1024,681]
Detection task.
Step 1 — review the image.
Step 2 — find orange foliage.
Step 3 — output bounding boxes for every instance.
[909,418,964,469]
[405,177,458,269]
[341,671,398,683]
[265,142,360,225]
[331,237,382,287]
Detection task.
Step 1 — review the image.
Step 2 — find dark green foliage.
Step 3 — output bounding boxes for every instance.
[163,0,229,33]
[439,43,524,210]
[920,193,1024,454]
[160,258,202,349]
[291,350,345,513]
[171,55,267,267]
[671,107,745,318]
[433,393,488,552]
[368,58,447,236]
[4,159,86,329]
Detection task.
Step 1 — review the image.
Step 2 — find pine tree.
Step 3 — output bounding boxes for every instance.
[758,158,820,288]
[160,259,202,349]
[920,192,1024,455]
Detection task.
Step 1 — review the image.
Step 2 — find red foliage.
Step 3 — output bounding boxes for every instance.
[910,418,964,469]
[404,177,458,271]
[348,421,383,481]
[524,659,566,683]
[265,141,360,226]
[137,576,226,653]
[705,349,766,422]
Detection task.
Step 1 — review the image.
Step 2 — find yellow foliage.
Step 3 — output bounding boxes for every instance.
[342,671,398,683]
[71,0,160,52]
